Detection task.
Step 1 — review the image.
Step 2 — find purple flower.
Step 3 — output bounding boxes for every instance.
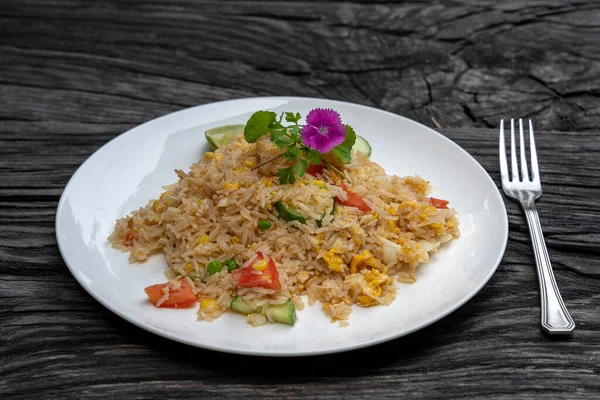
[300,108,346,153]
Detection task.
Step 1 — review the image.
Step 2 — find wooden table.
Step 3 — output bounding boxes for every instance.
[2,1,599,398]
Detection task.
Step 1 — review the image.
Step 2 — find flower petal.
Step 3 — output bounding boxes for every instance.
[300,108,347,153]
[305,108,342,127]
[301,125,329,153]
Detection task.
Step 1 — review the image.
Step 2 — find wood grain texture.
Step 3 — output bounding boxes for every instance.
[1,0,600,398]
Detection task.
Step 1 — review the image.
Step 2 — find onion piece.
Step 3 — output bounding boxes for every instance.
[378,236,401,264]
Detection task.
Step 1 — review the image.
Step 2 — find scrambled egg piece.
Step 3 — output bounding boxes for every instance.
[429,223,444,234]
[356,268,394,307]
[200,298,215,309]
[403,176,429,193]
[323,248,345,273]
[346,251,392,307]
[350,250,385,274]
[387,220,399,233]
[399,201,437,222]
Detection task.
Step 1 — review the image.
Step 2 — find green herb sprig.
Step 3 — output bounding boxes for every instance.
[244,111,355,184]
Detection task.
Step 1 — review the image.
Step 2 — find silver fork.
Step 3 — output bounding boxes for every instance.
[499,119,575,334]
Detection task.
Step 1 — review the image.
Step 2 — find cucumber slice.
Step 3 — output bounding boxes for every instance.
[264,299,297,326]
[352,135,371,157]
[316,201,336,228]
[230,296,258,315]
[274,202,307,224]
[230,297,297,326]
[277,197,335,227]
[205,124,246,150]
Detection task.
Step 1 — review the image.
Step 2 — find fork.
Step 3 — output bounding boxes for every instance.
[499,119,575,334]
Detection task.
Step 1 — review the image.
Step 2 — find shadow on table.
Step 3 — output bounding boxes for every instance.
[108,310,467,381]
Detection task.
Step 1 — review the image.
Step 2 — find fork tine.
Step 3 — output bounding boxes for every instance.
[499,119,509,184]
[529,119,540,182]
[510,119,519,181]
[519,119,530,181]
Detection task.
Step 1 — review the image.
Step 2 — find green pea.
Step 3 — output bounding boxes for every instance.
[258,219,272,231]
[206,260,223,275]
[224,258,239,272]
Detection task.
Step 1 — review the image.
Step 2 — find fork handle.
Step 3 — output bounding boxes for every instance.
[521,201,575,334]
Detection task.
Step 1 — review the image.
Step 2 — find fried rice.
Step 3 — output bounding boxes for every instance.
[108,134,460,325]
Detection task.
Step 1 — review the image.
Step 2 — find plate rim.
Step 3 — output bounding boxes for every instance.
[56,96,508,357]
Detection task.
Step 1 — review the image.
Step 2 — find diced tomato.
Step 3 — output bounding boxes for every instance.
[144,280,197,308]
[429,197,449,209]
[336,184,372,212]
[123,231,135,247]
[306,164,324,177]
[232,251,281,290]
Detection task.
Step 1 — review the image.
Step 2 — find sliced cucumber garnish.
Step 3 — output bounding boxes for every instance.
[352,135,371,157]
[264,300,297,326]
[230,296,258,314]
[276,195,335,228]
[316,202,336,228]
[205,124,246,150]
[230,296,297,326]
[274,202,307,224]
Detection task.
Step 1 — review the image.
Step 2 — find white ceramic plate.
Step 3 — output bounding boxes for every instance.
[56,97,508,356]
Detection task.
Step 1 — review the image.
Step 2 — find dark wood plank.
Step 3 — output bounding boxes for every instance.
[2,0,600,398]
[2,0,600,131]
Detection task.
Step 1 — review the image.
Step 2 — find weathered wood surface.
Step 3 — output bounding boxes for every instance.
[1,0,600,398]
